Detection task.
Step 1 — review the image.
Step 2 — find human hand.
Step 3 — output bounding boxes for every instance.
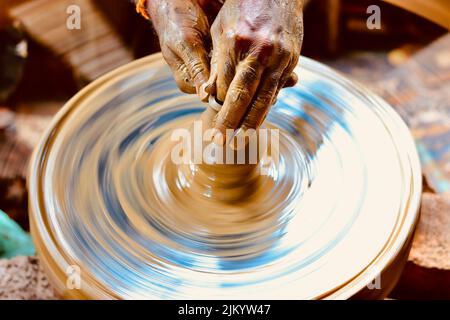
[204,0,304,144]
[147,0,219,99]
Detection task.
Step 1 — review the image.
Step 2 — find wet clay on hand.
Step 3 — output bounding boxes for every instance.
[147,0,214,98]
[204,0,304,141]
[130,0,304,240]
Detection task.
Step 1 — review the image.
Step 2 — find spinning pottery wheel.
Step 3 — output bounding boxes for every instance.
[28,54,421,299]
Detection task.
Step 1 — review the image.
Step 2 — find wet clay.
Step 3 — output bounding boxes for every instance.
[28,55,421,299]
[113,106,300,239]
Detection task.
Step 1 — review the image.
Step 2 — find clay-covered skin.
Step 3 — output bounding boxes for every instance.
[205,0,304,143]
[147,0,219,97]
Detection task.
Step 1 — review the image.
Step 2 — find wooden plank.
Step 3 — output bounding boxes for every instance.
[0,103,58,229]
[8,0,134,83]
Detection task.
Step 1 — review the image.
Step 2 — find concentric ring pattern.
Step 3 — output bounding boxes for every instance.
[29,54,421,299]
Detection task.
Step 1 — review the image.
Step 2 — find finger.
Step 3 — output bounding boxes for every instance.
[212,57,264,145]
[240,71,282,130]
[201,44,219,101]
[216,44,237,103]
[280,47,300,89]
[202,17,222,98]
[282,72,298,88]
[162,47,196,94]
[175,41,211,98]
[273,58,299,104]
[215,36,238,102]
[271,73,289,108]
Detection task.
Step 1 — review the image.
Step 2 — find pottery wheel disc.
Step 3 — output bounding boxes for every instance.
[29,54,421,299]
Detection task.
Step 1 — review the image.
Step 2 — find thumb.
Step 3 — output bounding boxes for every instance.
[199,46,219,102]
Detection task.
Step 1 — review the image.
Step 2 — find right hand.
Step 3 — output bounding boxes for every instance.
[147,0,215,100]
[203,0,304,142]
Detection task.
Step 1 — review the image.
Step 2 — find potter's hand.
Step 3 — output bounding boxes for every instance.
[205,0,304,142]
[147,0,219,98]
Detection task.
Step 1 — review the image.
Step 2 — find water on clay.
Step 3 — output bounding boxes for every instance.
[31,56,421,299]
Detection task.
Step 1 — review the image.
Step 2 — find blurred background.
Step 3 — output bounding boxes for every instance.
[0,0,449,299]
